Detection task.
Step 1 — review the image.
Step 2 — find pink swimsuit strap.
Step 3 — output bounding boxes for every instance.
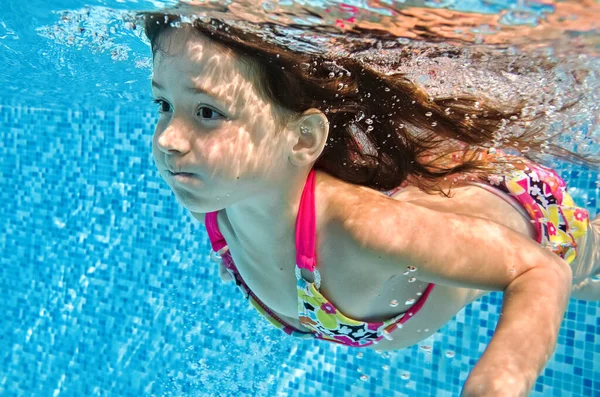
[205,212,227,253]
[295,169,318,272]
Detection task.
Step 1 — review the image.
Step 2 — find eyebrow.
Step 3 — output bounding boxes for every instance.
[151,80,226,105]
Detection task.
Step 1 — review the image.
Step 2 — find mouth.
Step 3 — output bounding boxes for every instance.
[168,170,196,177]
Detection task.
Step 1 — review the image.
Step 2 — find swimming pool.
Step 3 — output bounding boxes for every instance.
[1,1,599,396]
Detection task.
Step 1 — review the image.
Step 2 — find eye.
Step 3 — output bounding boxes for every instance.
[198,106,225,121]
[153,99,171,114]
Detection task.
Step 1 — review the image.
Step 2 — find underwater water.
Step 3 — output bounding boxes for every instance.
[0,0,599,396]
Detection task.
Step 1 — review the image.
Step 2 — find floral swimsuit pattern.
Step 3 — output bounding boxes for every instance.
[475,149,589,265]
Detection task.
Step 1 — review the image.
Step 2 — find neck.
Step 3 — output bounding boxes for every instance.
[224,167,312,259]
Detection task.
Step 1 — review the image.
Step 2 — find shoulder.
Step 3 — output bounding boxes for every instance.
[315,170,412,264]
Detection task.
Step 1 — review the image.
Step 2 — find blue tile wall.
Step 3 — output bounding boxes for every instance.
[0,97,598,396]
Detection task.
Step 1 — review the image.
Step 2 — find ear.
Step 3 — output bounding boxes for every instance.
[287,109,329,167]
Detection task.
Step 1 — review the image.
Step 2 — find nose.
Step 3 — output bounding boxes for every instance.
[155,122,192,155]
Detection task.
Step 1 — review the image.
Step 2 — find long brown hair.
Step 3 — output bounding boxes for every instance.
[139,12,599,196]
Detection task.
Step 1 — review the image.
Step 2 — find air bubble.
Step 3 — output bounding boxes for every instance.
[405,298,416,305]
[445,351,456,358]
[425,112,433,117]
[360,375,369,381]
[408,277,416,283]
[389,300,399,307]
[400,373,410,380]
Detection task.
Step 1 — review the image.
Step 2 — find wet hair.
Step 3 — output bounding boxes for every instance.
[139,12,599,196]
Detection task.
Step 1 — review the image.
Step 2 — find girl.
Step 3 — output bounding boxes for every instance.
[140,11,599,397]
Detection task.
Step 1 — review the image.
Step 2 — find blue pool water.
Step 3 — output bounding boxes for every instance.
[1,1,599,396]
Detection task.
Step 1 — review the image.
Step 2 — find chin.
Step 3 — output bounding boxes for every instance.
[175,195,224,214]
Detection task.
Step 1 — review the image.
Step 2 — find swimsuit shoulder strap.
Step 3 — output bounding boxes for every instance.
[205,211,228,253]
[295,169,318,273]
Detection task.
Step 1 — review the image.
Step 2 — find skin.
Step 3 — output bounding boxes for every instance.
[151,27,330,263]
[150,25,599,397]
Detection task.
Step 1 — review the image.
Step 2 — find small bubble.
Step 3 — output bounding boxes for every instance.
[431,122,437,127]
[360,375,369,381]
[420,345,432,352]
[405,298,416,305]
[357,352,363,358]
[408,277,416,283]
[425,112,433,117]
[329,72,335,78]
[389,300,399,307]
[445,351,456,358]
[408,266,417,272]
[337,83,344,90]
[384,87,390,92]
[400,373,410,380]
[382,365,389,371]
[365,118,373,125]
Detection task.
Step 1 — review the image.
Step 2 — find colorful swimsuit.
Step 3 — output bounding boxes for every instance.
[205,148,590,347]
[205,170,436,348]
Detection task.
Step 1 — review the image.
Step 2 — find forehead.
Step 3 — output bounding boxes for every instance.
[153,28,268,114]
[153,27,240,77]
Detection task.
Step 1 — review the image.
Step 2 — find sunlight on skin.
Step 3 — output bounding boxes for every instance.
[149,26,330,257]
[151,27,297,212]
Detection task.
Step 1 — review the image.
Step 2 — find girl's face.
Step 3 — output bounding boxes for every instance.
[151,27,296,214]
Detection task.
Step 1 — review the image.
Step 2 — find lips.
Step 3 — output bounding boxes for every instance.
[168,170,194,176]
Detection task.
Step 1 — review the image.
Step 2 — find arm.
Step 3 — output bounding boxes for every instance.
[332,185,572,396]
[461,267,571,397]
